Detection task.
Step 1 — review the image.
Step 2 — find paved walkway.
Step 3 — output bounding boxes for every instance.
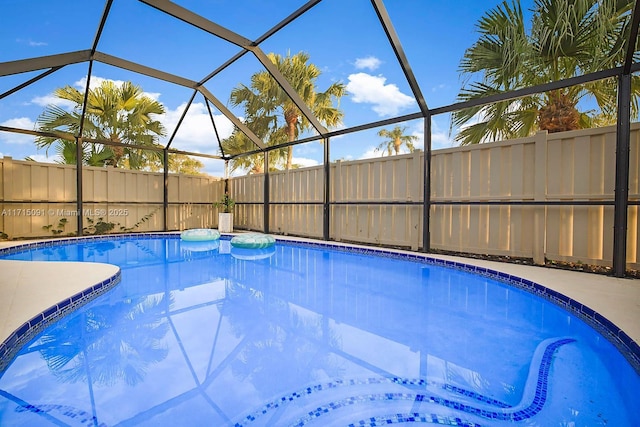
[0,259,119,344]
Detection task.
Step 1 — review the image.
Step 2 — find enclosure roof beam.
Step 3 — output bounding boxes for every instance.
[81,137,164,152]
[248,46,328,135]
[0,125,75,141]
[256,0,321,45]
[168,148,223,161]
[0,125,181,155]
[93,52,198,88]
[623,0,640,75]
[0,67,63,100]
[197,0,321,85]
[0,50,92,77]
[90,0,114,56]
[228,62,640,161]
[139,0,254,48]
[204,97,226,158]
[198,86,266,151]
[371,0,429,115]
[230,109,425,160]
[141,0,329,136]
[165,90,198,150]
[430,65,640,116]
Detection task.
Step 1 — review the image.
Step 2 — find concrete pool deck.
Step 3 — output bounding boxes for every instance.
[1,237,639,354]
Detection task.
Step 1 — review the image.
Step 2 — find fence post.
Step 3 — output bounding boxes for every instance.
[533,130,548,265]
[323,137,330,240]
[1,157,10,237]
[613,73,632,277]
[411,150,421,251]
[75,136,83,236]
[163,149,169,231]
[263,153,270,234]
[333,159,342,241]
[422,116,431,252]
[1,156,10,200]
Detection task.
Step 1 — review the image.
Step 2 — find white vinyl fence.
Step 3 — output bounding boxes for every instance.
[1,124,638,269]
[0,160,223,237]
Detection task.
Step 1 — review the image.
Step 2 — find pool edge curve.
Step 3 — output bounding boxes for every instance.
[0,232,637,376]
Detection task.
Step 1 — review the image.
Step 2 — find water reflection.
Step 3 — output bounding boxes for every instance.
[180,240,220,253]
[34,294,171,387]
[0,238,637,426]
[221,281,341,398]
[230,246,276,261]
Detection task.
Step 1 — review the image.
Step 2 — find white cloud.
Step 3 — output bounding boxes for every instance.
[354,56,382,71]
[292,157,319,168]
[74,76,123,90]
[346,73,415,117]
[74,76,161,101]
[359,146,381,159]
[7,75,242,175]
[197,157,226,177]
[1,117,34,131]
[31,76,141,110]
[32,77,162,110]
[31,94,75,109]
[431,131,454,150]
[401,119,454,151]
[431,83,447,92]
[26,153,59,163]
[161,102,234,154]
[16,38,47,47]
[358,143,413,159]
[0,118,36,145]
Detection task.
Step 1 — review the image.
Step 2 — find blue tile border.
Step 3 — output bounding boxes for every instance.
[277,239,640,375]
[0,232,183,256]
[235,338,573,426]
[0,267,121,375]
[0,232,638,375]
[10,402,107,427]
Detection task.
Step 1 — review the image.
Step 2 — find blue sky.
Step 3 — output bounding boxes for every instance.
[0,0,519,176]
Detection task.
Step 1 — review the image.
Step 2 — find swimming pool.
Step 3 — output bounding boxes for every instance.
[0,234,638,426]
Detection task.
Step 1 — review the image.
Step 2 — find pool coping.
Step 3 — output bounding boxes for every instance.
[0,232,638,376]
[0,262,121,373]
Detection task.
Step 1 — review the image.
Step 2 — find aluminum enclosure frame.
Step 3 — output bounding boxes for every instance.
[0,0,639,276]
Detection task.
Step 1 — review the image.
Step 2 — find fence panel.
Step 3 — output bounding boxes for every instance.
[167,173,220,230]
[544,127,619,266]
[1,125,639,269]
[0,158,222,237]
[231,173,263,230]
[330,154,422,248]
[0,159,79,237]
[267,166,323,236]
[430,138,537,258]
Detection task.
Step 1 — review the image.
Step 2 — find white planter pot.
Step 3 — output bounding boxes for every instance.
[218,212,233,233]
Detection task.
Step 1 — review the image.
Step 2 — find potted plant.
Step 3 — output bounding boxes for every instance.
[214,193,235,233]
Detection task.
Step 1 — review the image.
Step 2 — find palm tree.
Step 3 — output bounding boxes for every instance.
[228,51,346,169]
[452,0,638,145]
[36,294,171,387]
[223,117,289,174]
[141,153,205,175]
[376,125,418,156]
[35,80,166,168]
[52,138,115,166]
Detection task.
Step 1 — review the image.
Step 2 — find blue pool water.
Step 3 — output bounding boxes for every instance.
[0,236,638,426]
